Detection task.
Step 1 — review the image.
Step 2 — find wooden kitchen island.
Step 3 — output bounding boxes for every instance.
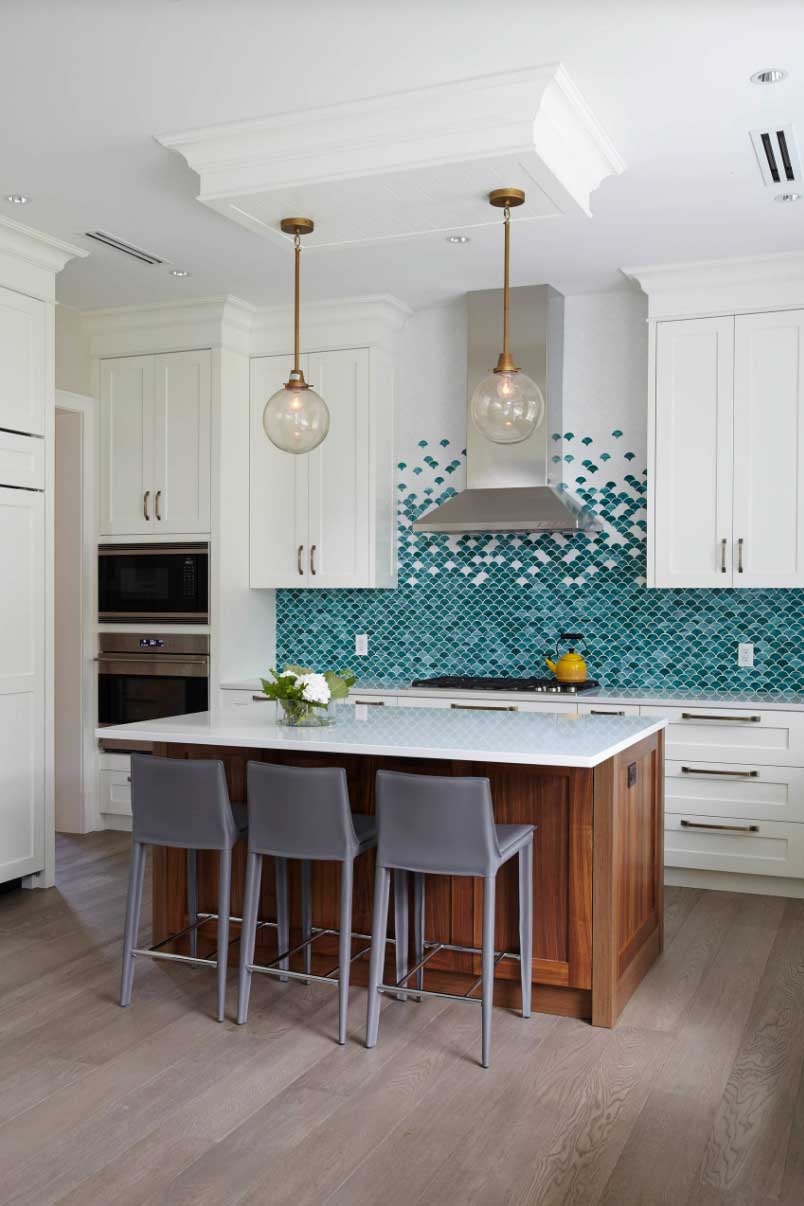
[99,705,666,1027]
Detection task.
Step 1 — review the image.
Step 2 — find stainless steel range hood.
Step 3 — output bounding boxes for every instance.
[414,285,599,534]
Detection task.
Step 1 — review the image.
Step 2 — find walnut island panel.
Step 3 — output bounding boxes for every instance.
[98,705,667,1026]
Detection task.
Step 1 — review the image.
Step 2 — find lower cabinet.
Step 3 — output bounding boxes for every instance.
[665,814,804,880]
[98,754,132,825]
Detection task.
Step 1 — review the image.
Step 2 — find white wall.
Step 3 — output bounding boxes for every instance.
[55,304,93,396]
[397,299,468,480]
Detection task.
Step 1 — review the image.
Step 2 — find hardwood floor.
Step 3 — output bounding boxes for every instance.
[1,833,803,1206]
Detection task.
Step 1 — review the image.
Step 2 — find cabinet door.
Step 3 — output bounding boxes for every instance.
[153,350,211,534]
[307,348,370,587]
[249,355,309,587]
[0,286,45,436]
[99,356,156,535]
[733,310,804,587]
[653,317,734,586]
[0,485,44,882]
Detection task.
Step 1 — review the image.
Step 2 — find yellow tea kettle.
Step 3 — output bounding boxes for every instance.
[545,633,589,684]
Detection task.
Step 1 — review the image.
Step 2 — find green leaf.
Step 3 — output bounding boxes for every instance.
[324,670,350,700]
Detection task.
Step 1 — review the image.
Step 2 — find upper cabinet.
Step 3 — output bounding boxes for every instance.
[0,286,46,436]
[250,346,396,589]
[100,349,211,536]
[651,310,804,588]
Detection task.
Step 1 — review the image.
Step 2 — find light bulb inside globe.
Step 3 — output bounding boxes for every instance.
[470,368,545,444]
[263,383,330,454]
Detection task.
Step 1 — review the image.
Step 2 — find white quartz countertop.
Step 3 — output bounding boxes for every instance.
[221,680,804,712]
[96,703,666,769]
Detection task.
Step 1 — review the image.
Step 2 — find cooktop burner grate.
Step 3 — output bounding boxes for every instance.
[410,676,600,695]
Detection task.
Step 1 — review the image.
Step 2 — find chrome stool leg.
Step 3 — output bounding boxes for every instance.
[237,851,263,1024]
[519,841,533,1019]
[366,865,391,1049]
[120,840,147,1007]
[187,849,198,959]
[394,869,409,1001]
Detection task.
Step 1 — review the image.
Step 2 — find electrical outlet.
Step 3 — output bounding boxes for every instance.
[738,642,754,668]
[355,633,368,657]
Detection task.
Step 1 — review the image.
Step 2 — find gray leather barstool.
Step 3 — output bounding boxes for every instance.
[237,762,377,1045]
[120,753,248,1022]
[366,769,535,1068]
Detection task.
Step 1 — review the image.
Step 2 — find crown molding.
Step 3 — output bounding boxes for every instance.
[624,252,804,319]
[157,63,625,246]
[0,214,87,301]
[82,292,412,359]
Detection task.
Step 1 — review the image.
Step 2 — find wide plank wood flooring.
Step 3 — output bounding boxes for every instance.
[1,832,803,1205]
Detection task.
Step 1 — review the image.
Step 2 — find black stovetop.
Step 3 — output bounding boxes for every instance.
[410,675,600,696]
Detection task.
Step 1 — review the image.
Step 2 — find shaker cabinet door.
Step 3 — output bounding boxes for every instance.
[153,349,211,534]
[249,355,310,587]
[732,309,804,587]
[652,317,734,587]
[306,348,370,588]
[0,286,45,437]
[99,356,156,535]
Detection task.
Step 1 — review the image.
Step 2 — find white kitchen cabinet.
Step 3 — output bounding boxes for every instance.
[732,310,804,587]
[665,761,804,825]
[639,703,804,768]
[100,350,211,536]
[665,814,804,880]
[250,347,395,589]
[651,308,804,588]
[0,285,45,436]
[0,485,45,881]
[653,317,734,587]
[577,702,641,716]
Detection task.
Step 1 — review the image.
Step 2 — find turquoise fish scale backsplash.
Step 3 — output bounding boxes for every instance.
[276,434,804,694]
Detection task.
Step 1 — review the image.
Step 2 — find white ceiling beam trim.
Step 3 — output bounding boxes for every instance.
[0,214,87,301]
[157,63,625,250]
[625,252,804,319]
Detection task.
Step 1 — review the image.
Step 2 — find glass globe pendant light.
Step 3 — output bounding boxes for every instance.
[470,188,545,444]
[263,217,330,454]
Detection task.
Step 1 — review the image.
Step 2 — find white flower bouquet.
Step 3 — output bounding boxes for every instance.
[260,665,356,727]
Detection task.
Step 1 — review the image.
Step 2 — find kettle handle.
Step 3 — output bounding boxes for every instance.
[556,632,588,653]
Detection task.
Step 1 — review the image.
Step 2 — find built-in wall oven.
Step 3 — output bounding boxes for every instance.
[97,634,209,749]
[99,543,209,624]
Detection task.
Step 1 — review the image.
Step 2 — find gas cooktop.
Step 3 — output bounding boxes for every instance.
[410,675,601,695]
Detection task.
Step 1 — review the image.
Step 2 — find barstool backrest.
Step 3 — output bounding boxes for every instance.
[130,754,238,850]
[246,762,358,860]
[375,769,501,876]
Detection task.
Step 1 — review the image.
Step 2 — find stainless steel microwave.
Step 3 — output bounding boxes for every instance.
[98,543,209,624]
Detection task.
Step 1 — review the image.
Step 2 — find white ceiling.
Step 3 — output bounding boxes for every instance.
[2,0,803,311]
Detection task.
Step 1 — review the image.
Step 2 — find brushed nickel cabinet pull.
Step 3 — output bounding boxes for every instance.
[155,490,162,521]
[310,544,317,576]
[738,537,744,573]
[680,819,759,834]
[720,538,727,573]
[297,545,304,576]
[680,712,761,723]
[681,766,759,778]
[353,699,384,706]
[450,703,518,712]
[590,709,626,716]
[143,490,150,521]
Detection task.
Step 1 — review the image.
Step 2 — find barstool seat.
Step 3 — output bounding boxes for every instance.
[366,769,535,1069]
[120,754,246,1022]
[237,762,382,1045]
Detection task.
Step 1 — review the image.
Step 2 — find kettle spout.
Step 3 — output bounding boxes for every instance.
[545,658,557,673]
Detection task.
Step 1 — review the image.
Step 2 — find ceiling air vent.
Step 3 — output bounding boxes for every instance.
[750,125,802,188]
[83,230,165,265]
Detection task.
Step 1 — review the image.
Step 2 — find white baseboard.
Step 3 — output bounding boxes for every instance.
[665,866,804,900]
[100,813,132,833]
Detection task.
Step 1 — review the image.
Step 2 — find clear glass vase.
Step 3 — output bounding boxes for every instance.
[276,698,336,727]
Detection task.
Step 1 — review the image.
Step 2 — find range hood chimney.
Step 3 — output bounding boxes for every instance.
[413,285,599,534]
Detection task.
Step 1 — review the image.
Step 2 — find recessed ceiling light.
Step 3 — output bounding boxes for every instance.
[446,234,470,244]
[169,268,191,277]
[751,67,787,84]
[775,192,801,202]
[5,194,30,205]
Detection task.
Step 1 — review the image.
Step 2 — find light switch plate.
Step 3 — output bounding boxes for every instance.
[355,633,368,657]
[738,642,754,668]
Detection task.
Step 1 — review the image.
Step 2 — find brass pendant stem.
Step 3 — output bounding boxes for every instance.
[293,233,301,376]
[502,206,510,360]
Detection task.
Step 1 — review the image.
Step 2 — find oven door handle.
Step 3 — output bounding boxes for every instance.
[96,655,209,677]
